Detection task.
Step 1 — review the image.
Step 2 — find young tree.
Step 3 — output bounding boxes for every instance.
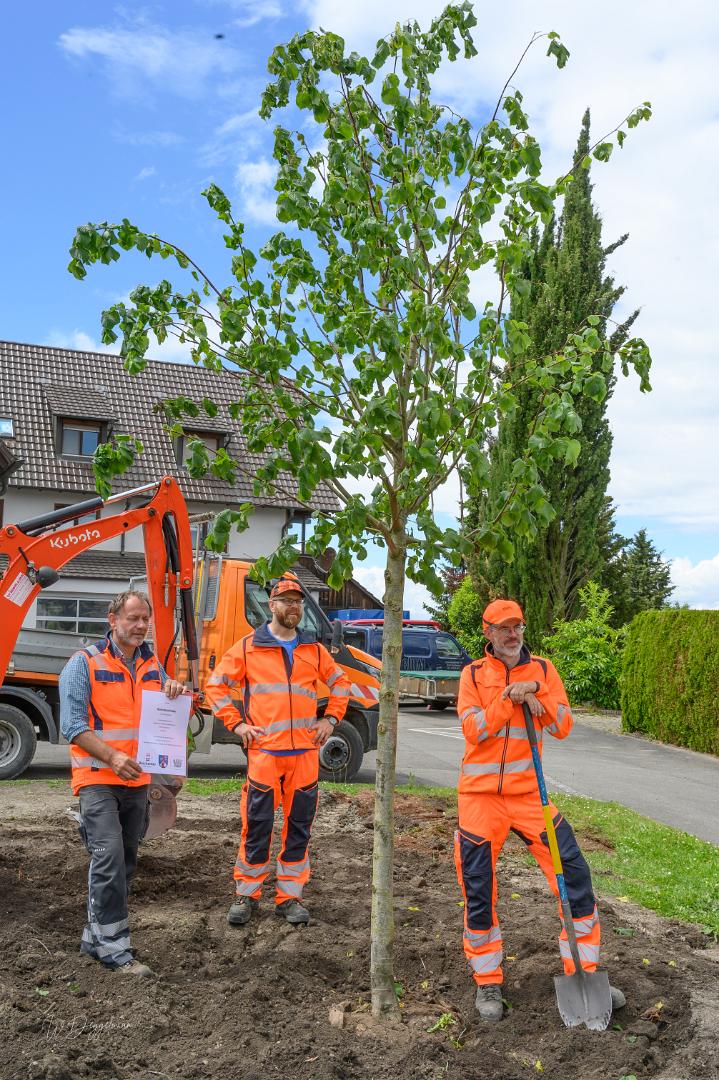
[469,111,641,635]
[68,4,651,1017]
[610,527,674,624]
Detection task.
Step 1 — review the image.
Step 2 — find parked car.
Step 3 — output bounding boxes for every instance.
[340,620,471,710]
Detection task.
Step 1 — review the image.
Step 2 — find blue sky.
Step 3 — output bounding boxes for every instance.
[2,1,718,613]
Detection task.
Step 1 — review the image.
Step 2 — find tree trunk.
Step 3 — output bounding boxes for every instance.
[370,535,406,1018]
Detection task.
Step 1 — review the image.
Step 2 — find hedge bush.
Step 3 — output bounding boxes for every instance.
[448,576,486,658]
[621,609,719,754]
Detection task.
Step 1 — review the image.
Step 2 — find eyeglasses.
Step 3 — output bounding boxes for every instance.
[274,598,304,608]
[487,622,526,635]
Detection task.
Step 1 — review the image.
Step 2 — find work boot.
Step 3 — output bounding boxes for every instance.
[610,985,626,1010]
[115,959,154,977]
[474,984,503,1022]
[227,896,258,926]
[275,899,310,925]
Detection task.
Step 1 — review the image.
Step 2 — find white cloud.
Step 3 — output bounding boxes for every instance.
[198,0,283,27]
[59,20,242,100]
[670,553,719,609]
[134,166,156,182]
[235,157,278,225]
[114,129,186,148]
[44,330,116,355]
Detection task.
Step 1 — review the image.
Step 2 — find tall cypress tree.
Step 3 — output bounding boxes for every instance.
[469,110,638,635]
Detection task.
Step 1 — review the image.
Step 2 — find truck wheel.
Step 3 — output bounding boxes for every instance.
[0,704,37,781]
[428,701,449,711]
[318,720,364,783]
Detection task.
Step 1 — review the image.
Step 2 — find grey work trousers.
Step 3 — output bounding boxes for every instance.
[78,783,150,969]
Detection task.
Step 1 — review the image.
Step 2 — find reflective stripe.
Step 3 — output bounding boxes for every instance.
[236,880,263,896]
[463,762,501,777]
[351,682,379,701]
[469,949,503,974]
[460,706,485,722]
[82,933,131,958]
[261,717,316,736]
[464,925,502,948]
[276,857,309,878]
[207,673,239,688]
[544,721,560,735]
[559,940,600,964]
[503,758,533,773]
[506,727,541,741]
[235,859,271,878]
[290,685,318,701]
[276,879,303,897]
[71,752,104,769]
[557,703,571,725]
[251,683,292,696]
[90,917,129,937]
[86,728,138,742]
[210,694,244,714]
[563,909,599,936]
[326,668,344,688]
[331,687,351,697]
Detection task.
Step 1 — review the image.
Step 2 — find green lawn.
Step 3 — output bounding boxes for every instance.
[182,778,718,935]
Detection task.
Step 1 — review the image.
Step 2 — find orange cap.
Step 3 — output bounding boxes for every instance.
[269,575,304,600]
[482,599,524,630]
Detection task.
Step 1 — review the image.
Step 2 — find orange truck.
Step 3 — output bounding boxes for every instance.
[0,478,381,783]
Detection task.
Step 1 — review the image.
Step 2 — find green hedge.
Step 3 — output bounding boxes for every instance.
[621,610,719,754]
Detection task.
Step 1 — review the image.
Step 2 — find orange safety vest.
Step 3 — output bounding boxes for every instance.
[205,623,351,752]
[69,637,163,795]
[457,645,573,796]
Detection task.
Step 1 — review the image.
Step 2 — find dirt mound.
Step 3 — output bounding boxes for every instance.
[0,782,716,1080]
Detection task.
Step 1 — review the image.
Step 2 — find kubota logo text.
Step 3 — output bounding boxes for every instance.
[50,528,101,549]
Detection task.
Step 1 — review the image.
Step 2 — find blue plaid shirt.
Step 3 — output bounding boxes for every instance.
[59,633,168,744]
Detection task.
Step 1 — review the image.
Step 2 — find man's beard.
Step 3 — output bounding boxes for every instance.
[274,610,300,630]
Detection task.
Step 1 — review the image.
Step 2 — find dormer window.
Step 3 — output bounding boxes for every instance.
[0,417,14,437]
[173,429,229,469]
[61,420,102,458]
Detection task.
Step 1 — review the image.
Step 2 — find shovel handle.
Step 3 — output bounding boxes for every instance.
[522,703,584,974]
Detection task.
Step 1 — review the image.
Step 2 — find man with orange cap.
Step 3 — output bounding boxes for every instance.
[205,574,351,926]
[455,598,625,1021]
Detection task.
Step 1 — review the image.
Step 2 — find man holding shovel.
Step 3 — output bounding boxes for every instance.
[455,599,625,1023]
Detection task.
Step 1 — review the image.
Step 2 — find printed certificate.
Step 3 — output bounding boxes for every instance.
[137,690,191,777]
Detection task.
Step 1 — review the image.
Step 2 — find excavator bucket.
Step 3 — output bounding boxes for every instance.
[144,780,179,839]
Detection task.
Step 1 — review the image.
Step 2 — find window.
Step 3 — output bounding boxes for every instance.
[178,432,221,468]
[36,595,110,637]
[401,632,432,658]
[435,633,463,658]
[343,628,369,653]
[0,417,13,437]
[61,422,101,458]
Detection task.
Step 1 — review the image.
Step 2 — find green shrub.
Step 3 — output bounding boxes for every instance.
[621,610,719,753]
[541,582,624,709]
[448,576,485,657]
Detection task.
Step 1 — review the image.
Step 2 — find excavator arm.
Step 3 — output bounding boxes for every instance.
[0,476,199,691]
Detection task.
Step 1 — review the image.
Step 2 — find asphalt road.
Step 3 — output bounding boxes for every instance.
[23,704,719,845]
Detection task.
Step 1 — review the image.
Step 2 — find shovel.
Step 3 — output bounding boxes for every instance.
[521,702,612,1031]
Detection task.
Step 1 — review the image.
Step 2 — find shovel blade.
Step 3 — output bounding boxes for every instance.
[144,783,178,840]
[554,968,612,1032]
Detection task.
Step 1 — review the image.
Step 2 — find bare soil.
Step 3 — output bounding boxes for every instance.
[1,781,717,1080]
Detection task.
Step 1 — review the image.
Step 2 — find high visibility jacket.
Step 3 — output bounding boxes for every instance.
[69,637,162,795]
[205,623,351,751]
[457,645,573,796]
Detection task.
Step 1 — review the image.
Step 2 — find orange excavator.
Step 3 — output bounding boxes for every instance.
[0,477,200,832]
[0,476,382,798]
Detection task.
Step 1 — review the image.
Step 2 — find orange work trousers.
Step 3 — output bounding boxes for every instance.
[455,791,600,985]
[234,749,319,905]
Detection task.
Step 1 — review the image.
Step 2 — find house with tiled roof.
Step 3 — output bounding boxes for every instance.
[0,340,333,633]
